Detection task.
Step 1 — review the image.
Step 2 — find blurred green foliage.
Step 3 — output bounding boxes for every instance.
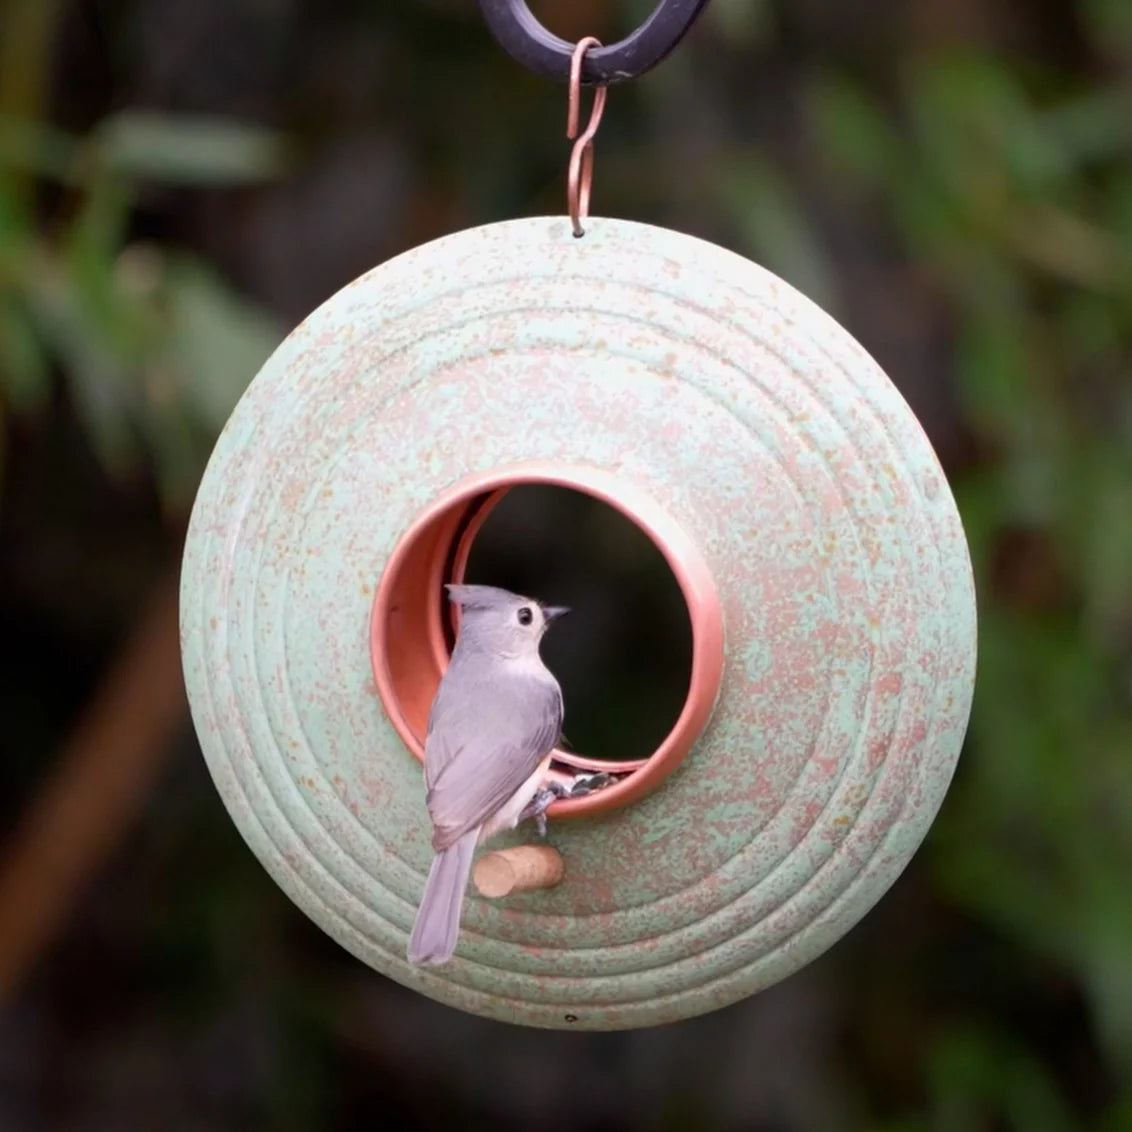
[0,110,284,505]
[809,35,1132,1130]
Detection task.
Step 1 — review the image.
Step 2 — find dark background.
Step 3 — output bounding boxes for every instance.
[2,0,1131,1128]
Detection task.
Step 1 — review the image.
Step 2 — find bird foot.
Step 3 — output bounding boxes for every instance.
[521,781,570,838]
[521,774,619,837]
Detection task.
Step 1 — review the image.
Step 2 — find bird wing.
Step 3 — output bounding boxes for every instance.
[424,662,563,851]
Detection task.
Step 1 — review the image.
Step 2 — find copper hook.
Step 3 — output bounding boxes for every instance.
[566,37,607,238]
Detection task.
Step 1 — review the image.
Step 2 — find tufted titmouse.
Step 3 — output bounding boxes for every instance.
[407,584,568,966]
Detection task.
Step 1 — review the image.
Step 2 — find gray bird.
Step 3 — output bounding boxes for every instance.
[407,583,568,965]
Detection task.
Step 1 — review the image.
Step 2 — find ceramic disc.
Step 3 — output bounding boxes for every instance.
[180,217,976,1029]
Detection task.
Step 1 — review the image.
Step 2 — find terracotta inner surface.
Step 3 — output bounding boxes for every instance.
[370,468,724,818]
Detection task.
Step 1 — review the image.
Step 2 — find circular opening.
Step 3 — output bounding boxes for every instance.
[370,465,724,818]
[458,486,692,763]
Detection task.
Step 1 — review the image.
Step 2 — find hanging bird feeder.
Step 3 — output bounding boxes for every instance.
[180,0,976,1030]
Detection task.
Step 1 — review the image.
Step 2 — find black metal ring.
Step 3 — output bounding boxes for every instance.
[477,0,710,85]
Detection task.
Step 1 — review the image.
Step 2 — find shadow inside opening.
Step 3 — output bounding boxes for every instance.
[460,485,693,764]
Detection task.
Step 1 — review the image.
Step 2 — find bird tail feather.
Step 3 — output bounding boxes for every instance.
[407,830,478,965]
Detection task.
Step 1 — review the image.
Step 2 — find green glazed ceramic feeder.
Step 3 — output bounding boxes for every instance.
[179,216,977,1030]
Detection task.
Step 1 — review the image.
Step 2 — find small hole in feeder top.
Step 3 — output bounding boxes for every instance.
[460,485,693,764]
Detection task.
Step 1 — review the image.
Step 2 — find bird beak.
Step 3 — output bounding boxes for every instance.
[541,605,570,624]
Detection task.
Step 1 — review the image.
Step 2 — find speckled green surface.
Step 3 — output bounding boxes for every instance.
[179,217,976,1030]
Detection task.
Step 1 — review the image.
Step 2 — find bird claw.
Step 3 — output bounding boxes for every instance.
[521,774,618,837]
[521,781,570,838]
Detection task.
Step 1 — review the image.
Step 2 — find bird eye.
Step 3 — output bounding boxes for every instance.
[517,606,534,625]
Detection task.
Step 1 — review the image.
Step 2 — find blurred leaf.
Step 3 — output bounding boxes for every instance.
[1079,0,1132,60]
[1003,203,1118,291]
[715,152,839,311]
[65,178,152,358]
[704,0,774,48]
[0,297,50,410]
[0,174,32,270]
[808,74,901,188]
[3,110,292,190]
[1041,87,1132,167]
[1100,1097,1132,1132]
[906,56,1013,216]
[928,1027,1080,1132]
[1079,873,1132,1075]
[1074,451,1132,639]
[138,372,206,507]
[27,262,140,472]
[0,112,76,181]
[955,314,1034,437]
[92,111,290,185]
[916,54,1069,192]
[162,256,283,432]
